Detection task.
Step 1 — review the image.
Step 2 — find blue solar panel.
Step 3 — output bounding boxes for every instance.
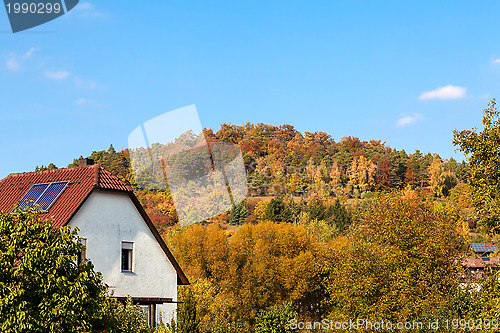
[13,181,68,212]
[470,243,498,252]
[36,182,69,210]
[16,183,50,211]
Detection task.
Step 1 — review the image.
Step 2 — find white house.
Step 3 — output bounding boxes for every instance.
[0,159,189,327]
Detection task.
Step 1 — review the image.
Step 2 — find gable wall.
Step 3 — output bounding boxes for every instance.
[68,189,178,324]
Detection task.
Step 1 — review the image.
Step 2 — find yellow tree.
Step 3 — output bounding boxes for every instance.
[324,193,464,324]
[348,156,377,191]
[329,161,342,187]
[427,157,444,195]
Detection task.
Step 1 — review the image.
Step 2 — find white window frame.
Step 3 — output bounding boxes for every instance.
[121,241,134,272]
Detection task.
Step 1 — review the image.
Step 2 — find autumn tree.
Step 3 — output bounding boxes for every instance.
[428,156,444,195]
[453,99,500,232]
[324,193,464,324]
[347,155,377,192]
[165,222,323,333]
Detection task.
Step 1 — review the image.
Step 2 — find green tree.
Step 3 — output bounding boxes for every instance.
[177,289,200,333]
[255,302,297,333]
[325,199,351,233]
[34,163,58,171]
[264,197,288,222]
[0,208,108,332]
[229,202,249,225]
[0,208,153,333]
[453,99,500,232]
[307,196,325,221]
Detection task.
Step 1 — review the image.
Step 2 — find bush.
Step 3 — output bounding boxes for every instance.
[264,197,289,222]
[253,201,268,221]
[255,302,297,333]
[103,297,153,333]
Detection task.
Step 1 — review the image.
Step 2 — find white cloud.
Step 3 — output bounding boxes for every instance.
[479,93,491,99]
[419,85,466,100]
[72,2,105,18]
[45,70,70,80]
[493,59,500,63]
[77,2,93,10]
[75,98,90,105]
[6,58,21,71]
[75,98,101,107]
[24,47,36,58]
[74,77,102,90]
[396,113,423,127]
[5,47,36,71]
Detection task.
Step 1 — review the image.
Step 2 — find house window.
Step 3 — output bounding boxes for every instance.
[139,305,149,324]
[78,238,87,265]
[139,304,157,327]
[121,241,133,272]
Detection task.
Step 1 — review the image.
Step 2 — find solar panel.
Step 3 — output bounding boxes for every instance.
[36,182,69,210]
[470,243,498,252]
[13,181,69,212]
[17,183,50,211]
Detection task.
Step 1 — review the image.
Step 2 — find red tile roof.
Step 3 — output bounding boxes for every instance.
[0,165,132,228]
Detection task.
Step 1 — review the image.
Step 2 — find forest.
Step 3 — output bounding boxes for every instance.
[37,100,500,332]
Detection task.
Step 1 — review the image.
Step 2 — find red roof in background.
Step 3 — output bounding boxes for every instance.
[0,165,132,228]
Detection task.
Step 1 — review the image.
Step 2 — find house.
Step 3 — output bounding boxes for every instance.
[0,159,189,327]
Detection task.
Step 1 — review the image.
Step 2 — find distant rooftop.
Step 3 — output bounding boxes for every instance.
[470,243,498,253]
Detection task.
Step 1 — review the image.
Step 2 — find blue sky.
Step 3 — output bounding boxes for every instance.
[1,1,500,178]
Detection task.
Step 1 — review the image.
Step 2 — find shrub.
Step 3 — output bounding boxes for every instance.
[255,302,297,333]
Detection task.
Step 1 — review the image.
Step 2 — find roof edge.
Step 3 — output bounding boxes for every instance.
[128,192,190,285]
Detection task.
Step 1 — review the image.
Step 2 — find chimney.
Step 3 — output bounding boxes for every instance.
[79,158,95,166]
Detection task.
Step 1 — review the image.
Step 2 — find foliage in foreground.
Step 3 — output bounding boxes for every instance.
[0,208,108,332]
[165,221,322,333]
[323,193,466,325]
[164,191,481,332]
[255,302,297,333]
[0,208,152,333]
[454,99,500,233]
